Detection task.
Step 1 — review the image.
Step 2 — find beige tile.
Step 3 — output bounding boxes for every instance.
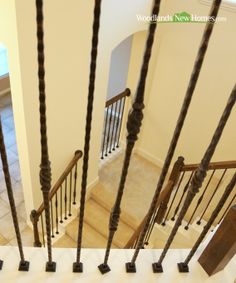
[0,105,13,120]
[0,212,27,240]
[0,233,8,245]
[9,226,34,247]
[0,149,18,169]
[16,201,27,220]
[9,161,21,182]
[0,198,10,218]
[2,129,16,148]
[0,182,24,206]
[8,144,18,155]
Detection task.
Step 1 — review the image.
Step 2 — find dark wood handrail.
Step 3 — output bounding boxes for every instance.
[182,160,236,172]
[105,88,131,107]
[36,150,83,216]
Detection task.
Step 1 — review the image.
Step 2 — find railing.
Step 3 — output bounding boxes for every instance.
[101,88,131,159]
[30,150,83,247]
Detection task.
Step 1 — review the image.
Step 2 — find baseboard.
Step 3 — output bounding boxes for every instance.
[86,176,99,200]
[134,146,164,169]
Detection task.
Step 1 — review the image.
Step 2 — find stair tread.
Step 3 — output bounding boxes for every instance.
[84,199,134,247]
[91,183,140,229]
[66,217,117,248]
[53,234,77,248]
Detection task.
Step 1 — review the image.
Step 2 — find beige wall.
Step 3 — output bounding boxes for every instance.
[125,0,236,168]
[0,0,152,220]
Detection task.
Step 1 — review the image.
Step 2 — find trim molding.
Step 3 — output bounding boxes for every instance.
[134,146,164,169]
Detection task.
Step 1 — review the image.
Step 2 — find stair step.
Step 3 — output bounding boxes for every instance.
[66,217,117,248]
[84,199,134,248]
[91,183,140,230]
[53,234,77,248]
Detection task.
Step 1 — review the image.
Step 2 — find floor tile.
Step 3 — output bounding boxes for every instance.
[0,233,8,245]
[0,198,10,218]
[9,226,34,247]
[0,182,24,206]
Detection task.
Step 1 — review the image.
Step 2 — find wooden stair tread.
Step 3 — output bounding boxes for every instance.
[66,217,117,248]
[53,234,77,248]
[91,183,140,230]
[84,199,134,248]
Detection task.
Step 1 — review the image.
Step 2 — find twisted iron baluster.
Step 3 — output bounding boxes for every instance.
[98,0,162,274]
[73,0,102,273]
[0,118,29,271]
[36,0,55,272]
[153,84,236,272]
[178,173,236,272]
[127,0,223,271]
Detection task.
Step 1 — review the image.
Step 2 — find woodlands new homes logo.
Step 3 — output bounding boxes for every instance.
[137,11,227,24]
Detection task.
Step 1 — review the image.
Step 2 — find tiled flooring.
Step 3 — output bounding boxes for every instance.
[0,93,33,246]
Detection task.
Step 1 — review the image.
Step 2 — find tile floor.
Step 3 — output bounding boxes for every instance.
[0,93,33,247]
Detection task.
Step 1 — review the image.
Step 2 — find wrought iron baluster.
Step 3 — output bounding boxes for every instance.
[105,104,114,155]
[109,102,118,153]
[127,0,223,272]
[116,97,126,148]
[162,172,185,226]
[36,0,55,271]
[0,117,29,271]
[171,172,194,221]
[55,192,59,234]
[69,171,72,216]
[152,84,235,273]
[185,170,215,230]
[197,168,227,225]
[217,190,236,224]
[73,163,78,205]
[98,0,162,274]
[50,200,54,238]
[41,214,45,247]
[64,177,68,220]
[73,0,102,273]
[113,100,121,150]
[101,106,109,159]
[178,173,236,272]
[60,185,63,223]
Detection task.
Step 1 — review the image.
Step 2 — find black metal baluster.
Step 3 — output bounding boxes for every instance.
[41,214,45,247]
[217,191,236,224]
[197,168,227,225]
[162,172,185,226]
[50,200,54,238]
[109,102,118,153]
[184,170,215,230]
[55,192,59,234]
[98,0,161,274]
[105,104,113,155]
[69,171,72,216]
[128,1,223,271]
[73,164,78,205]
[73,0,102,273]
[178,173,236,272]
[153,84,235,273]
[36,0,55,271]
[64,177,68,220]
[113,99,122,150]
[116,97,126,148]
[0,117,29,271]
[171,172,194,221]
[101,106,109,159]
[60,185,63,223]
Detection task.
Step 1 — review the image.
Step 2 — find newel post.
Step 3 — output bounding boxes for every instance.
[30,210,42,247]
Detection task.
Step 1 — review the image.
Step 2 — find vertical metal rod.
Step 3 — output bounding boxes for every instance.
[73,164,78,205]
[69,171,72,216]
[171,172,194,221]
[105,104,113,156]
[35,0,55,271]
[128,0,223,270]
[41,214,45,247]
[60,185,63,223]
[162,172,186,225]
[101,107,109,159]
[154,84,235,271]
[217,191,236,224]
[185,170,215,230]
[113,100,122,150]
[109,102,118,153]
[0,117,29,271]
[50,200,54,238]
[116,97,126,148]
[73,0,102,273]
[64,177,68,220]
[55,192,59,234]
[178,173,236,271]
[197,168,227,225]
[98,0,162,274]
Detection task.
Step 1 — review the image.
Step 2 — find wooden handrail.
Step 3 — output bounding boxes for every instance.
[105,88,131,107]
[182,160,236,172]
[36,150,83,216]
